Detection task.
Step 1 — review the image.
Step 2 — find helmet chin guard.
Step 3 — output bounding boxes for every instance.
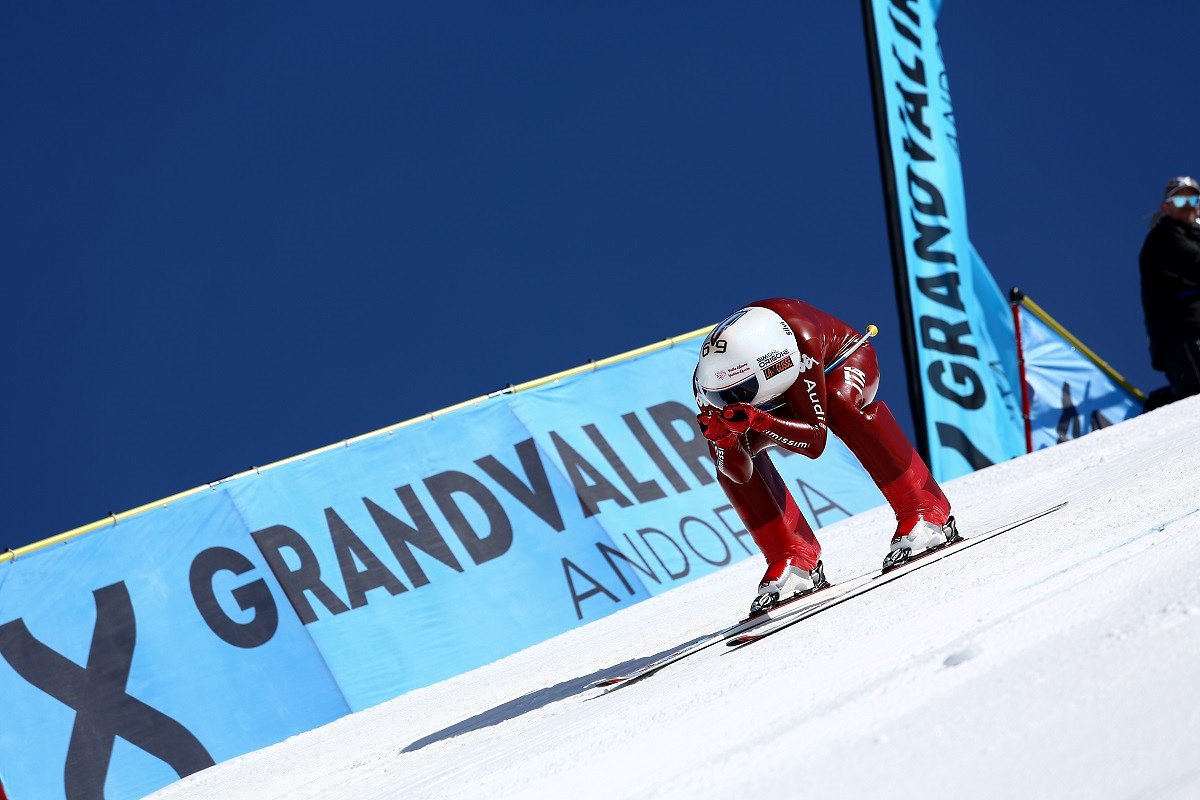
[694,306,802,409]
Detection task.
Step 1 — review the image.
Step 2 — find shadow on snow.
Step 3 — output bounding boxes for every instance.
[401,633,712,752]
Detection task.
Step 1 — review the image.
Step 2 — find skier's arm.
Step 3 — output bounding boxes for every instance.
[720,402,828,459]
[697,408,754,483]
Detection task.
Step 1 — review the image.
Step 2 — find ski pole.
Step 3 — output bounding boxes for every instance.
[824,324,877,374]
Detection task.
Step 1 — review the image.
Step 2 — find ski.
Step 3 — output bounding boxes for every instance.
[725,500,1068,647]
[594,500,1066,691]
[589,577,868,689]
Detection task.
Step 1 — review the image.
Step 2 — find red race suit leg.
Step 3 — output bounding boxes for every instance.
[718,451,821,575]
[825,347,951,536]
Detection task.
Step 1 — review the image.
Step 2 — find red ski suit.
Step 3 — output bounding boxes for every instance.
[700,298,950,573]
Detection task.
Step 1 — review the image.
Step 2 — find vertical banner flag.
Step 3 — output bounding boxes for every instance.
[862,0,1025,480]
[1011,291,1144,452]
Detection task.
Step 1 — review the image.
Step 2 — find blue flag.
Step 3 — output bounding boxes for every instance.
[864,0,1025,480]
[1014,294,1144,451]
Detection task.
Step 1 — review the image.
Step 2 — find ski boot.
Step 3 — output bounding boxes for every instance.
[749,558,829,616]
[881,516,960,571]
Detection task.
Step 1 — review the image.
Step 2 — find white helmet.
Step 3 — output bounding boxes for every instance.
[694,306,802,409]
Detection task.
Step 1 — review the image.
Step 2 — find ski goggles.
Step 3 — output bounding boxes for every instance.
[701,374,760,408]
[1166,194,1200,208]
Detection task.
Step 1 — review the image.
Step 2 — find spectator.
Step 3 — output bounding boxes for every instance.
[1139,176,1200,409]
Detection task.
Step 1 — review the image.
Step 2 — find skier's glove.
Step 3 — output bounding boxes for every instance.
[720,403,771,435]
[697,409,740,450]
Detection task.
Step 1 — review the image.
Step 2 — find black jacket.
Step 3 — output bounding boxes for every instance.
[1139,216,1200,363]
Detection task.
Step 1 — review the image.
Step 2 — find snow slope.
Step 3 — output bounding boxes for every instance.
[151,397,1200,800]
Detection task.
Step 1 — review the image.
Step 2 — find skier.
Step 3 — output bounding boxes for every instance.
[693,298,956,614]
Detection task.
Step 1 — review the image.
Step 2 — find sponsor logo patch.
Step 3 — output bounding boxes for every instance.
[843,366,867,393]
[756,349,789,369]
[762,354,794,380]
[796,353,818,373]
[726,362,751,378]
[764,430,808,449]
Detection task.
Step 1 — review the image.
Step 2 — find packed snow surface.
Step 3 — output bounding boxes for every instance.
[152,398,1200,799]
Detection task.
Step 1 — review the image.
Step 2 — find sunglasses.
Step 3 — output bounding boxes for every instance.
[1167,195,1200,208]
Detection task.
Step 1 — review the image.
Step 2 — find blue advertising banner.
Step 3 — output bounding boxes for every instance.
[0,491,349,800]
[223,339,887,710]
[223,398,628,711]
[0,332,887,798]
[1015,298,1143,451]
[507,345,884,601]
[864,0,1025,480]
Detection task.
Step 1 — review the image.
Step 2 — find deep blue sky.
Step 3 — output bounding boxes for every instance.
[3,3,1195,551]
